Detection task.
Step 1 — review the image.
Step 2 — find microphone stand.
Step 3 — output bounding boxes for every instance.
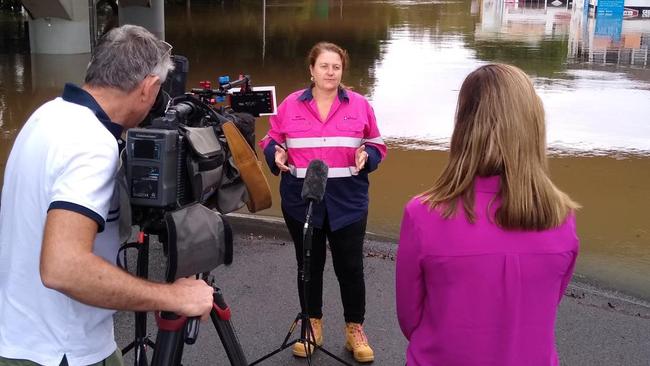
[249,199,351,366]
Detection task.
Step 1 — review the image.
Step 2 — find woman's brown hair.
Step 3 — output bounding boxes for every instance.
[307,42,350,70]
[420,64,579,231]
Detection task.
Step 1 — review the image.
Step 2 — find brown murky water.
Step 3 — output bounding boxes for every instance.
[1,0,649,299]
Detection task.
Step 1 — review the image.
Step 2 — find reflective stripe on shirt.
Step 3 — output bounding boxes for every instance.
[362,136,386,145]
[288,164,358,178]
[286,136,363,149]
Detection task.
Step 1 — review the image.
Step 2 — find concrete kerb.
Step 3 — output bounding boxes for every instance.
[226,212,650,320]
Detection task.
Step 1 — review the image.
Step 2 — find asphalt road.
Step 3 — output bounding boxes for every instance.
[114,216,650,366]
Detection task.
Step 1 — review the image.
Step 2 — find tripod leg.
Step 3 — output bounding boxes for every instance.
[281,315,301,346]
[211,289,248,366]
[133,238,151,366]
[151,312,186,366]
[133,311,150,366]
[122,342,136,355]
[136,344,149,366]
[248,314,302,366]
[121,234,157,365]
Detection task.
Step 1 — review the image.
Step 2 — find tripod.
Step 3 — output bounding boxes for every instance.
[150,273,248,366]
[120,232,156,366]
[119,231,248,366]
[249,201,352,366]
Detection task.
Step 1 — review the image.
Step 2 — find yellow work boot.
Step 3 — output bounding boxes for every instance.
[345,322,374,363]
[292,318,323,357]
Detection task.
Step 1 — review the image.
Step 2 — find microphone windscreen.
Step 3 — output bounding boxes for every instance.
[301,160,328,203]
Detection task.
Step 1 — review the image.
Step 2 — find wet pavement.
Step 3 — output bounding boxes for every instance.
[114,215,650,366]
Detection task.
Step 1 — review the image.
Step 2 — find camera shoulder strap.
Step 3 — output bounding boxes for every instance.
[221,121,272,213]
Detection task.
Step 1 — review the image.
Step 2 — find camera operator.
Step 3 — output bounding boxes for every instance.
[0,25,213,366]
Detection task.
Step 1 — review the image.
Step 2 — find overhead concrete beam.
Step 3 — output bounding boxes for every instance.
[120,0,151,7]
[23,0,165,54]
[21,0,72,20]
[26,0,91,54]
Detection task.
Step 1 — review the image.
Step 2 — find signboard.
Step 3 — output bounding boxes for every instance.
[623,7,650,18]
[595,0,624,41]
[548,0,569,7]
[596,0,625,16]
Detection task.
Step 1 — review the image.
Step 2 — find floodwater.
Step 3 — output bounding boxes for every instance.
[1,0,649,300]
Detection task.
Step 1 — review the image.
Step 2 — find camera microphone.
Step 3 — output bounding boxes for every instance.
[301,160,328,204]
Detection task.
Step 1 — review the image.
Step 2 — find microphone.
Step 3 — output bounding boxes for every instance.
[301,160,328,203]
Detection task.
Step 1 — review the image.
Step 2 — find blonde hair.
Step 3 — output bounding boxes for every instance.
[420,64,579,231]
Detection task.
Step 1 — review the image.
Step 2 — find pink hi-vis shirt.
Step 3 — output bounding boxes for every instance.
[396,176,579,366]
[259,88,386,230]
[260,88,386,178]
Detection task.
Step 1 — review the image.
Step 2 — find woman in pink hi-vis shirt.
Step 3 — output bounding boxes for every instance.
[396,64,580,366]
[259,42,386,363]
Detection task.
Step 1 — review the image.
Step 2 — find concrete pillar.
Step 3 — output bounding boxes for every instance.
[23,0,166,54]
[119,0,165,40]
[27,0,92,54]
[30,53,90,89]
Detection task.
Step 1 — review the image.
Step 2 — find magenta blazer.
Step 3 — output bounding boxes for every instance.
[396,176,579,366]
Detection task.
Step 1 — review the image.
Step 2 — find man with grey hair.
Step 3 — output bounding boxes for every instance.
[0,25,214,366]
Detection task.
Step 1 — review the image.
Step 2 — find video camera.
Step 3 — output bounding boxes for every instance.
[127,56,274,213]
[123,55,275,281]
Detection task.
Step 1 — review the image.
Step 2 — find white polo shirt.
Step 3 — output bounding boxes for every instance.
[0,84,123,366]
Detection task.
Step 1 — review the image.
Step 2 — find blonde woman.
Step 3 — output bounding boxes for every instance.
[396,64,579,366]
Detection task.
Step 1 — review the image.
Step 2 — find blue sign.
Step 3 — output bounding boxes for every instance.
[597,0,625,15]
[595,0,624,40]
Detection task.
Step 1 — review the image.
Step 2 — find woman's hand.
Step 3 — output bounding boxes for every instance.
[275,145,290,172]
[355,145,368,172]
